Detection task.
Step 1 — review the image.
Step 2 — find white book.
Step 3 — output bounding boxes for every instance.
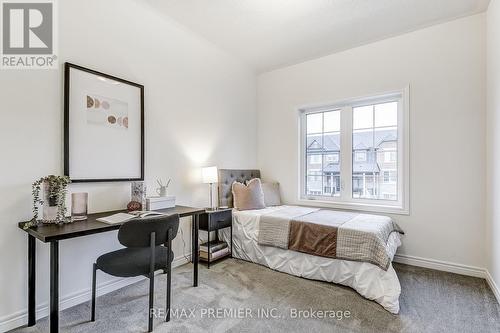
[200,247,230,260]
[128,211,165,218]
[97,211,166,225]
[146,196,176,210]
[97,213,136,224]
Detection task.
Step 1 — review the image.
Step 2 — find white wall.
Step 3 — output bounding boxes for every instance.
[257,15,486,268]
[0,0,256,330]
[487,0,500,296]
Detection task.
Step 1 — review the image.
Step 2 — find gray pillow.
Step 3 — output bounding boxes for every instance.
[232,178,265,211]
[261,182,281,206]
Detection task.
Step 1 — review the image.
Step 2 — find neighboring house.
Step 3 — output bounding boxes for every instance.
[306,128,397,200]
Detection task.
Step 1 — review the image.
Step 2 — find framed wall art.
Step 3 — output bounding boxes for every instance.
[64,62,144,182]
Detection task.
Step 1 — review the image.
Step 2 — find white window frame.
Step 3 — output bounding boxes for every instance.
[298,87,410,215]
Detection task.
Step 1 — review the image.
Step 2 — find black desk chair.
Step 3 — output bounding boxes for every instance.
[91,214,179,332]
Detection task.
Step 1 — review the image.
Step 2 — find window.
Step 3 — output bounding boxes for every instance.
[305,110,341,197]
[382,170,397,183]
[384,151,397,162]
[352,101,398,201]
[325,153,339,164]
[299,88,409,214]
[354,151,367,162]
[383,171,390,182]
[310,154,322,164]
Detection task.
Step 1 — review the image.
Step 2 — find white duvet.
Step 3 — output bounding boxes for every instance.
[219,205,402,314]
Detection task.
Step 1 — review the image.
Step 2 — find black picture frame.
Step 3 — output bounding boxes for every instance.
[64,62,144,182]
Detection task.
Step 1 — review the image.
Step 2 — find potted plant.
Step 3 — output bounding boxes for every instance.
[25,175,71,229]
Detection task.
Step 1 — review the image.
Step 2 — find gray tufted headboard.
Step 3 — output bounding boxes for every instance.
[218,169,261,208]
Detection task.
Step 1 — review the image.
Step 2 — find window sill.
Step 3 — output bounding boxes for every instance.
[297,199,409,216]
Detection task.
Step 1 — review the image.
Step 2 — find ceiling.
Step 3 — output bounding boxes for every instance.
[146,0,490,73]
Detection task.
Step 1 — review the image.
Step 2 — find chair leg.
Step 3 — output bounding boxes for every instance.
[166,237,172,322]
[91,263,97,322]
[148,232,156,332]
[148,274,154,332]
[166,266,171,322]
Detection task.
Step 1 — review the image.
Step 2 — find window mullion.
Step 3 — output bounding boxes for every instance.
[340,106,352,201]
[321,112,325,196]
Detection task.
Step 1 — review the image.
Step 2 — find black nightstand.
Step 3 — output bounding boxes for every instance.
[198,208,232,268]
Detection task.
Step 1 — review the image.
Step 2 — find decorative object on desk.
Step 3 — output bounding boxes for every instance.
[131,181,146,209]
[156,178,171,197]
[146,195,176,210]
[202,166,218,210]
[71,192,88,221]
[64,63,144,182]
[28,175,71,229]
[127,201,141,212]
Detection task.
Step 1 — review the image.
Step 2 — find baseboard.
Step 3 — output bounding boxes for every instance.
[485,270,500,303]
[393,253,486,278]
[0,255,191,333]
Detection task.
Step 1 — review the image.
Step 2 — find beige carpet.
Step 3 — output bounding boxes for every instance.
[10,259,500,333]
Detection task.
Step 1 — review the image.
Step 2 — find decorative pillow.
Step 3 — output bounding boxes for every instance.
[232,178,265,211]
[261,182,281,207]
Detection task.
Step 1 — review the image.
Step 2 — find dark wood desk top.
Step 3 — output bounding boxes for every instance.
[18,205,205,243]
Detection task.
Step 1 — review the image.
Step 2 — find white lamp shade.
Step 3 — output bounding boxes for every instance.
[202,166,218,184]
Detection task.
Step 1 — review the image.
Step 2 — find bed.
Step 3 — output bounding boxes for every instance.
[217,169,403,314]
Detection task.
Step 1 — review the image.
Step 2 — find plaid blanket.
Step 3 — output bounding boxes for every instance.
[258,206,403,270]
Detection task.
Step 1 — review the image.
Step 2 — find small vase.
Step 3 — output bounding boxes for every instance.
[131,181,147,210]
[42,181,59,223]
[71,192,88,221]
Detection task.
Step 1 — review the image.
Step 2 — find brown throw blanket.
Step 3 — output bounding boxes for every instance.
[258,206,404,270]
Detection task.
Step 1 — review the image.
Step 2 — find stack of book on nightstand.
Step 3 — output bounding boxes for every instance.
[199,240,230,261]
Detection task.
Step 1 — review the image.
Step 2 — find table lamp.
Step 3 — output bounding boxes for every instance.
[202,166,218,210]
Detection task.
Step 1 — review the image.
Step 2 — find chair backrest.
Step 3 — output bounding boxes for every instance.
[118,214,179,248]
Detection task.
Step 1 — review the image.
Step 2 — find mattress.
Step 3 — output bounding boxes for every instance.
[219,205,402,314]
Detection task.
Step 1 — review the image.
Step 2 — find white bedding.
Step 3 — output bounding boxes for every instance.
[219,205,402,314]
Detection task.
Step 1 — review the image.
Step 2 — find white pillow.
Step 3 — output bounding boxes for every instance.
[261,182,281,206]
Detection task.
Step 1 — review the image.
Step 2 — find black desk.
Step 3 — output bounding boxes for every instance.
[18,205,205,333]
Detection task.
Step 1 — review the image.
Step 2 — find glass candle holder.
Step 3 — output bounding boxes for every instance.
[71,192,88,221]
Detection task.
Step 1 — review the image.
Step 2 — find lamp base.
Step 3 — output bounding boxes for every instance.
[208,183,217,211]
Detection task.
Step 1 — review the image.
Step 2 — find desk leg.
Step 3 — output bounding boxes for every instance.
[50,241,59,333]
[230,224,233,258]
[191,216,195,264]
[207,227,210,269]
[193,214,199,287]
[28,235,36,326]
